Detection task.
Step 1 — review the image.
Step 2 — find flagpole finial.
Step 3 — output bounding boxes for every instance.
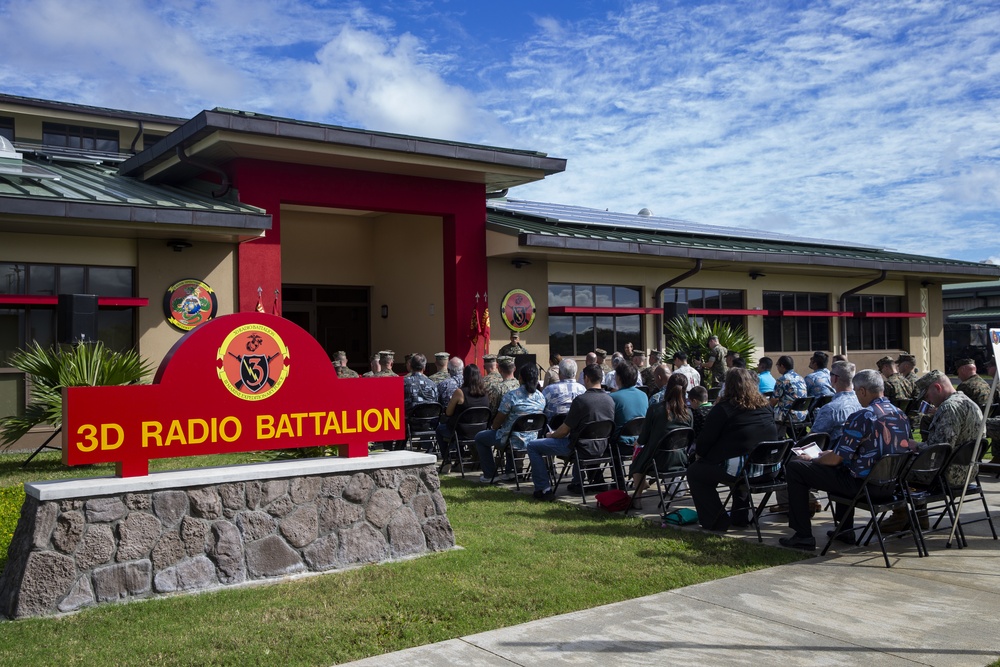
[257,286,262,296]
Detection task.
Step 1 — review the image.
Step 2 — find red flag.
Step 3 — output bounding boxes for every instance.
[470,307,480,345]
[271,290,280,316]
[255,294,265,313]
[481,307,491,351]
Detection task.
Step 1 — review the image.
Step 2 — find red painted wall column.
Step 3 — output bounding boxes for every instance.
[229,163,282,315]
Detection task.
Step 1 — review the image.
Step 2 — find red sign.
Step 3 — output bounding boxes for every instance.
[63,313,405,477]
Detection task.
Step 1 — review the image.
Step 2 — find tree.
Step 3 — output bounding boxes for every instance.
[0,342,153,450]
[663,318,757,366]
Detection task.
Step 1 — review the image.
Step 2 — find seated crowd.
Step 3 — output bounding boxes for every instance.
[348,339,988,553]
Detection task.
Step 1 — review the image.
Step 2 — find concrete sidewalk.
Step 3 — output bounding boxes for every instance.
[342,475,1000,667]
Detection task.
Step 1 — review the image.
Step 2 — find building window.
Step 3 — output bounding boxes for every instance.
[0,263,137,418]
[844,295,904,350]
[0,117,13,142]
[660,287,745,328]
[763,292,830,352]
[42,122,120,152]
[548,283,642,355]
[142,133,165,150]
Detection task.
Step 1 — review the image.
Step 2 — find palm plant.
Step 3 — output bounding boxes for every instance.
[0,342,153,450]
[663,318,757,366]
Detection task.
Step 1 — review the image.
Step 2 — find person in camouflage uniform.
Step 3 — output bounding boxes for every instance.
[703,336,728,387]
[882,370,984,532]
[436,356,464,407]
[498,331,529,358]
[594,348,612,376]
[427,352,451,383]
[877,356,914,402]
[481,354,499,383]
[332,350,359,379]
[955,358,991,414]
[486,356,519,417]
[640,349,661,389]
[375,350,398,377]
[361,353,380,378]
[896,353,919,384]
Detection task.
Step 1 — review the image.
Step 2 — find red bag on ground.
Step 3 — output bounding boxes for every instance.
[594,489,630,512]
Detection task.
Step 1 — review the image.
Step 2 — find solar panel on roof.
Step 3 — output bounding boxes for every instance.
[489,199,882,252]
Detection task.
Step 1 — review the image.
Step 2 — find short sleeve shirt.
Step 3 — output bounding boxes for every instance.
[542,379,586,421]
[403,373,439,412]
[805,369,834,398]
[773,370,807,421]
[834,397,914,478]
[497,385,547,449]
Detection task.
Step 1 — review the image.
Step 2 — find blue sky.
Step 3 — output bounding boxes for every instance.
[1,0,999,263]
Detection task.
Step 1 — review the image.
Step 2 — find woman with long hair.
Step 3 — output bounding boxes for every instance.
[473,363,545,483]
[687,367,777,532]
[437,364,490,473]
[631,376,694,501]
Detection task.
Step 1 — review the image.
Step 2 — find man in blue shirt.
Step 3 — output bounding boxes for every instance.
[542,358,585,423]
[757,357,776,394]
[779,369,915,550]
[610,362,647,446]
[810,360,862,449]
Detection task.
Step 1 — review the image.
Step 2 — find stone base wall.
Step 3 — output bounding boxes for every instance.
[0,459,453,618]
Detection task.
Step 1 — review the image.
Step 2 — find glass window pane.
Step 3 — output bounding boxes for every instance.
[0,263,27,294]
[574,285,593,308]
[615,315,640,351]
[0,308,24,365]
[549,315,575,355]
[763,292,781,311]
[763,317,781,352]
[575,316,595,354]
[548,284,572,307]
[58,266,85,294]
[812,294,829,311]
[0,372,25,419]
[687,289,703,305]
[97,308,134,353]
[846,318,861,350]
[282,286,313,302]
[811,318,829,351]
[28,265,56,296]
[720,290,743,310]
[783,318,798,351]
[595,316,614,354]
[28,307,56,350]
[88,267,133,297]
[614,286,640,308]
[886,321,902,348]
[594,286,614,308]
[661,288,679,304]
[874,320,886,349]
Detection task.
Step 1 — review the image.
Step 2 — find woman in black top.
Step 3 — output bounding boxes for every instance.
[438,364,490,473]
[687,367,778,532]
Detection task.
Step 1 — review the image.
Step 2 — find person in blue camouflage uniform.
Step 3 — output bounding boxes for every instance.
[403,353,439,412]
[436,356,464,407]
[769,356,807,424]
[804,351,835,398]
[780,369,915,550]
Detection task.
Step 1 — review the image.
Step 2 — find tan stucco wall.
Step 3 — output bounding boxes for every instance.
[280,209,444,361]
[136,239,236,367]
[485,255,938,373]
[0,232,136,266]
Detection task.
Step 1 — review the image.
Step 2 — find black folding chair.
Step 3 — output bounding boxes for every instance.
[612,416,645,490]
[805,394,832,428]
[447,407,491,478]
[734,439,794,543]
[821,452,916,568]
[406,403,441,454]
[900,444,955,555]
[643,427,696,514]
[553,420,615,504]
[491,413,547,489]
[793,431,830,451]
[938,439,998,547]
[786,396,815,440]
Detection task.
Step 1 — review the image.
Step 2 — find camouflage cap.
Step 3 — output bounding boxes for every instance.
[482,354,497,362]
[435,352,450,360]
[594,348,607,356]
[876,356,895,368]
[955,358,976,368]
[378,350,394,362]
[913,370,949,402]
[896,353,915,364]
[648,349,662,358]
[497,355,515,363]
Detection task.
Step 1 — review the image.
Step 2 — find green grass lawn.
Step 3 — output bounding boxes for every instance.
[0,452,805,666]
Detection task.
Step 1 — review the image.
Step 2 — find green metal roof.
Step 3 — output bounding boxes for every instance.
[946,307,1000,322]
[0,153,270,232]
[487,201,1000,279]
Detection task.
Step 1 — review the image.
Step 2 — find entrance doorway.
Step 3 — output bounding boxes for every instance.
[281,285,369,373]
